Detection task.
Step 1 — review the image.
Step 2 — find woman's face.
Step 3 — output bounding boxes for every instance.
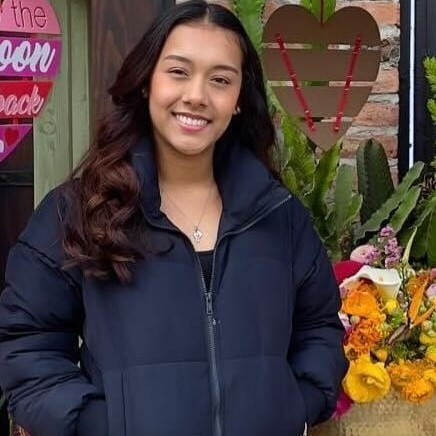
[148,22,243,158]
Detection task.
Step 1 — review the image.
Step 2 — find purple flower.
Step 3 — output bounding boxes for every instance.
[384,253,401,269]
[380,225,395,238]
[350,244,380,265]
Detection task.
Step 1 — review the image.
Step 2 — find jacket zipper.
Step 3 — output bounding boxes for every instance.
[143,193,292,436]
[202,193,292,436]
[193,250,223,436]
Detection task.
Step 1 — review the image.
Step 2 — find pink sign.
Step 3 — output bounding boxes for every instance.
[0,0,60,35]
[0,124,32,162]
[0,81,52,118]
[0,0,61,163]
[0,37,61,77]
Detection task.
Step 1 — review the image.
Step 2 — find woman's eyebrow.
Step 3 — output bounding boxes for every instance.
[163,54,240,74]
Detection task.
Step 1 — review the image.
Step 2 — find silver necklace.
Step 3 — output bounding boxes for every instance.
[161,179,214,244]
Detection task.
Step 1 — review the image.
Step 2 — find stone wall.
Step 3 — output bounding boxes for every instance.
[176,0,400,167]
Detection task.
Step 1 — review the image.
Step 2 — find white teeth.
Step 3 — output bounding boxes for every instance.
[175,114,208,127]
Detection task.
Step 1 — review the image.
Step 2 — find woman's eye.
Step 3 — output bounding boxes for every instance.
[212,77,231,86]
[169,68,188,77]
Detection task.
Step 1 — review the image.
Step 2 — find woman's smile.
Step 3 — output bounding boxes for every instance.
[173,112,211,133]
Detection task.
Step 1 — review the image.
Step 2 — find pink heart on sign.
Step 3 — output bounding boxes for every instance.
[0,125,32,163]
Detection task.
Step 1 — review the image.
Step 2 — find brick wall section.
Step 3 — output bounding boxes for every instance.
[176,0,400,164]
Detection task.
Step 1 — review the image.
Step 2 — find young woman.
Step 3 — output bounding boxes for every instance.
[0,1,348,435]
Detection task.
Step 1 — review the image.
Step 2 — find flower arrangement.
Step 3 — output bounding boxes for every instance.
[334,226,436,417]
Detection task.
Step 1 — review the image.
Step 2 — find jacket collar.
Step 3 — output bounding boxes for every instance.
[130,136,290,234]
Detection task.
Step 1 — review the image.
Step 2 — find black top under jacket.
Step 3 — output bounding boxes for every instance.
[0,136,348,436]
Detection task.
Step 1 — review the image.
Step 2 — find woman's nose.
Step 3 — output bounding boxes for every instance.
[182,77,208,107]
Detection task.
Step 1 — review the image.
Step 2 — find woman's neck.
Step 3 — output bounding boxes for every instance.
[156,143,215,190]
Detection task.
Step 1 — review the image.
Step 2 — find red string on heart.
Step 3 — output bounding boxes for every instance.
[334,34,362,132]
[275,33,316,133]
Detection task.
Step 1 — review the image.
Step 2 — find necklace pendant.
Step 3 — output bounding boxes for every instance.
[192,227,204,243]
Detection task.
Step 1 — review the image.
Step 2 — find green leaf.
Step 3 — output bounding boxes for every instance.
[233,0,265,55]
[306,143,341,218]
[413,215,431,260]
[281,115,315,196]
[412,191,436,229]
[300,0,336,23]
[282,167,299,196]
[356,139,395,224]
[428,207,436,266]
[354,162,425,242]
[401,226,417,264]
[334,164,354,235]
[347,194,364,230]
[389,185,422,233]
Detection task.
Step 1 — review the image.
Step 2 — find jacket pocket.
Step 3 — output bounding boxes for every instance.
[223,356,307,436]
[102,370,126,436]
[121,361,211,436]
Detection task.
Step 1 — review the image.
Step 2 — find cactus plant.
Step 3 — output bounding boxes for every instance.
[354,161,425,243]
[356,139,395,223]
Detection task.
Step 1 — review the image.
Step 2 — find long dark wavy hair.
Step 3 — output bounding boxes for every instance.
[62,0,277,283]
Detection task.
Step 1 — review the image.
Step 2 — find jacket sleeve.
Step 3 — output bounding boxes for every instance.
[287,198,348,426]
[0,189,106,436]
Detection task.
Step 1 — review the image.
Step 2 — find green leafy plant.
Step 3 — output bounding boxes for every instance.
[424,57,436,124]
[356,139,395,223]
[233,0,361,258]
[232,0,264,55]
[353,160,424,243]
[353,139,435,266]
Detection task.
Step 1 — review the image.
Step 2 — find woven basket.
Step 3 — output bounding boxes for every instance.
[11,391,436,436]
[310,390,436,436]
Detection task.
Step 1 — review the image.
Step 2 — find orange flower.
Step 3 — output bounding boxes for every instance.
[408,273,430,323]
[342,282,381,319]
[388,361,420,388]
[407,272,430,297]
[402,378,434,403]
[346,318,382,356]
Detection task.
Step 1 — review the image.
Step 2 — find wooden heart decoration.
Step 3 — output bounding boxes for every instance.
[262,5,381,150]
[0,0,62,163]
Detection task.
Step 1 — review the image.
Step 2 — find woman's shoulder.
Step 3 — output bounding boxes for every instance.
[18,181,75,264]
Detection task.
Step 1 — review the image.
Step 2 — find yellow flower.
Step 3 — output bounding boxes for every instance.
[419,332,436,346]
[402,378,434,403]
[384,299,398,315]
[374,348,388,362]
[423,368,436,385]
[343,355,391,403]
[425,345,436,363]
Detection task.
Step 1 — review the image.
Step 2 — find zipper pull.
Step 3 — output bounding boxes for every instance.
[205,292,213,315]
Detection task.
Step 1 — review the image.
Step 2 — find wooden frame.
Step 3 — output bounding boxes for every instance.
[399,0,436,177]
[33,0,90,205]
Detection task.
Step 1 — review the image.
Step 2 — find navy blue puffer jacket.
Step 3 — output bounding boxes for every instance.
[0,138,347,436]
